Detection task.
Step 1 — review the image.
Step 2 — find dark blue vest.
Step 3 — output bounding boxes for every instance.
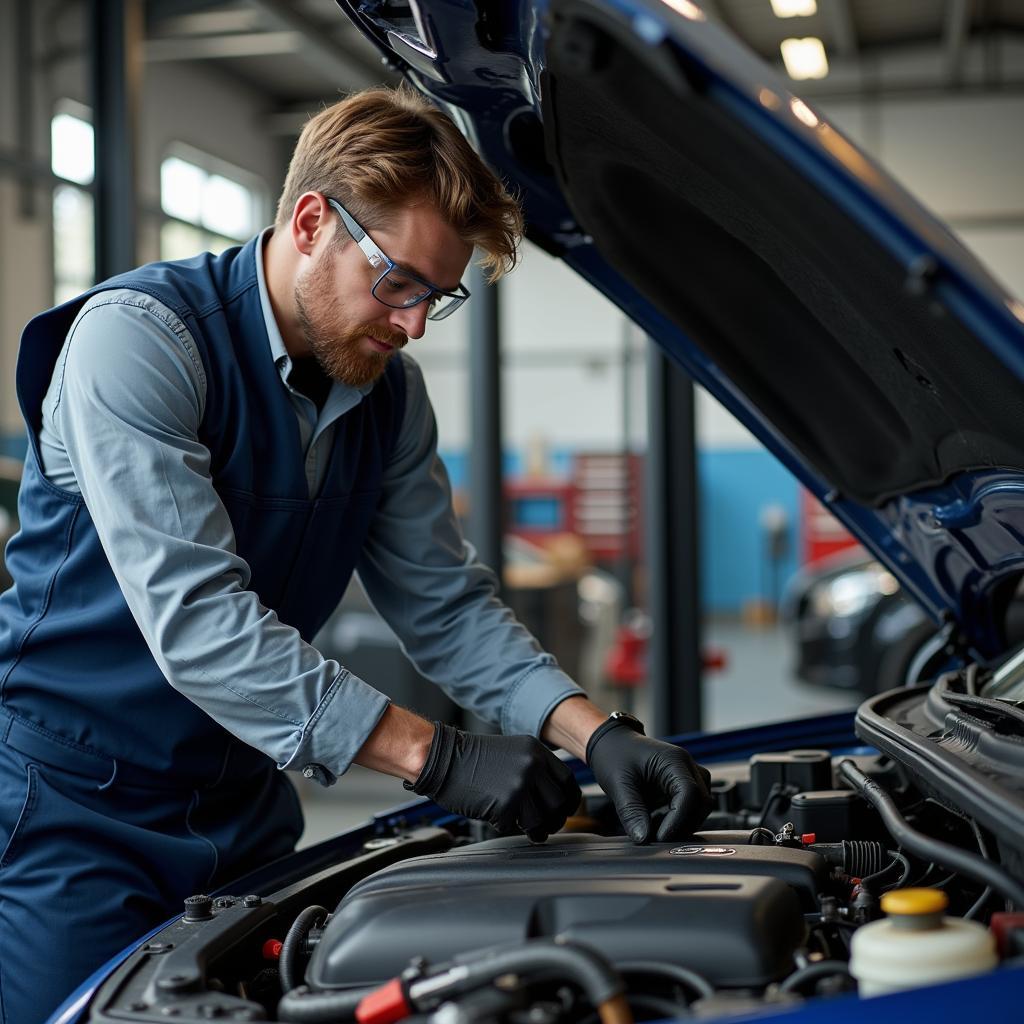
[0,237,405,786]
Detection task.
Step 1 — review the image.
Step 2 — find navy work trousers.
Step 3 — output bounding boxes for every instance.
[0,735,303,1024]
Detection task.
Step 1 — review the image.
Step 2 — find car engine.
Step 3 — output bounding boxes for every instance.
[86,740,1024,1024]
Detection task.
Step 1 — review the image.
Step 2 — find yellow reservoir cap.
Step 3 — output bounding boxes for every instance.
[881,888,949,916]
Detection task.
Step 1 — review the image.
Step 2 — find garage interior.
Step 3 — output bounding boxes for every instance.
[1,0,1023,849]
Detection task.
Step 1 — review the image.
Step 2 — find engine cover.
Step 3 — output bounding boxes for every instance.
[344,831,827,909]
[308,834,810,990]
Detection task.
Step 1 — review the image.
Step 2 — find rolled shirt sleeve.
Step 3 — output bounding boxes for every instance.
[356,353,585,738]
[44,290,390,784]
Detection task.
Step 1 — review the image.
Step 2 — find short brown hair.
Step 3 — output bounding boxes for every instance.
[276,87,523,281]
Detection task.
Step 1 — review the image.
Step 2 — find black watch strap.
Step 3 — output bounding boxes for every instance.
[403,721,455,794]
[585,711,645,764]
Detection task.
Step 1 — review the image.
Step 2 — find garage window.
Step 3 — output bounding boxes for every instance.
[51,101,95,304]
[160,145,265,259]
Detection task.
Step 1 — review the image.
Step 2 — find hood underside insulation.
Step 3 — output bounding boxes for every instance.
[543,1,1024,507]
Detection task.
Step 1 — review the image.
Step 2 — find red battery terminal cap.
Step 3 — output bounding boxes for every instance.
[800,833,816,845]
[989,912,1024,957]
[356,978,411,1024]
[262,939,283,960]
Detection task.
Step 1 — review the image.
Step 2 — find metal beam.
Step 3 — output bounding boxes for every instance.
[91,0,142,279]
[822,0,858,59]
[617,320,640,606]
[645,345,702,738]
[465,265,503,737]
[247,0,382,91]
[145,31,302,61]
[154,9,265,36]
[944,0,971,87]
[467,266,504,591]
[15,0,35,218]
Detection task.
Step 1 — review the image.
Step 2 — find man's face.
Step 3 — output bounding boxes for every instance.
[294,201,473,388]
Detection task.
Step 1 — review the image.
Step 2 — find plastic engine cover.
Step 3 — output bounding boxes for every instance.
[344,832,827,909]
[307,835,808,990]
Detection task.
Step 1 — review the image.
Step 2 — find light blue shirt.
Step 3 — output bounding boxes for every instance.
[36,230,582,785]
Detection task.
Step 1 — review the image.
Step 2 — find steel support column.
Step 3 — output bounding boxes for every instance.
[15,1,35,218]
[464,266,503,737]
[91,0,142,279]
[467,265,504,589]
[645,344,702,737]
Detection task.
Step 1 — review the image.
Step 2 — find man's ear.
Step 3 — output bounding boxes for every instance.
[291,192,330,257]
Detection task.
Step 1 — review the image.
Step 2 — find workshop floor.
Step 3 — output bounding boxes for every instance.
[294,619,857,849]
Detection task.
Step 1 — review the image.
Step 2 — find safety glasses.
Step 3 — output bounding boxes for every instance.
[326,197,470,321]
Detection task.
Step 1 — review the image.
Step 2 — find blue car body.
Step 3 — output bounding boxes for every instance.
[59,1,1024,1021]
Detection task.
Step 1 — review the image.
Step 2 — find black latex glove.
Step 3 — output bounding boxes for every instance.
[586,719,713,843]
[406,722,582,842]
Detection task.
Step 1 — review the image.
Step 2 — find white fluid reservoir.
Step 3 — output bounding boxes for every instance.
[850,887,998,997]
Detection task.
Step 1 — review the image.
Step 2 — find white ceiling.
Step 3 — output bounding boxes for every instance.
[141,0,1024,121]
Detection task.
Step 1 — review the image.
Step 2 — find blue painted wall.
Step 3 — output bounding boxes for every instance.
[440,446,800,614]
[697,449,800,614]
[1,434,27,461]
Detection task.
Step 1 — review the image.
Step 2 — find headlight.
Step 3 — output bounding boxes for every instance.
[810,564,899,618]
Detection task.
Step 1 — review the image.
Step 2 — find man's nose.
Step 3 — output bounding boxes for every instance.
[388,302,429,341]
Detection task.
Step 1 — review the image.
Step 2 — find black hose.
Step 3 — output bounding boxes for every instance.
[838,760,1024,909]
[970,819,990,860]
[964,886,994,921]
[755,783,788,828]
[450,939,624,1008]
[840,841,889,879]
[963,820,995,920]
[277,939,625,1024]
[859,850,911,896]
[809,841,888,877]
[616,961,714,1001]
[278,984,375,1023]
[777,960,852,993]
[279,905,328,995]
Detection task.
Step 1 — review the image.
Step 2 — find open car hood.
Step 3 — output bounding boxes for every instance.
[335,0,1024,662]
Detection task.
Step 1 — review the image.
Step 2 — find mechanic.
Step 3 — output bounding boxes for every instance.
[0,87,712,1023]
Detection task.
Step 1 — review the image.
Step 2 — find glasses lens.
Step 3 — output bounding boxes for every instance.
[372,268,467,319]
[427,294,466,321]
[374,267,432,309]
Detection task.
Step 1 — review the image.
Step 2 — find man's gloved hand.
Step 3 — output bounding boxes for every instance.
[586,716,713,844]
[406,722,582,842]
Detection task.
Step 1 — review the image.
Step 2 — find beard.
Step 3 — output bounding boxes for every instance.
[294,250,406,388]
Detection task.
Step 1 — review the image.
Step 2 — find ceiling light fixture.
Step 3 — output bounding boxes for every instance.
[780,36,829,79]
[771,0,817,16]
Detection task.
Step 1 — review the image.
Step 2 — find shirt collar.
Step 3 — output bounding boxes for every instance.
[254,227,376,399]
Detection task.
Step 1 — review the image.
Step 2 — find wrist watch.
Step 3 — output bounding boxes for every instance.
[585,710,646,764]
[608,710,645,733]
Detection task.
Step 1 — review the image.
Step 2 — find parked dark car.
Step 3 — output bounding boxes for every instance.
[782,547,935,698]
[784,550,1024,699]
[53,1,1024,1022]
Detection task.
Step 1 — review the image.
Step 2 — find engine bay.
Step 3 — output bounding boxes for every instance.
[311,833,809,990]
[86,730,1024,1024]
